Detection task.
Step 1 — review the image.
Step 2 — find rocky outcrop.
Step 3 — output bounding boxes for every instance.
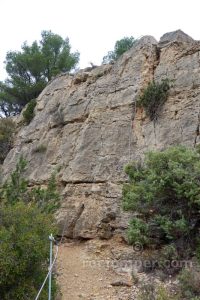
[2,31,200,239]
[158,29,194,47]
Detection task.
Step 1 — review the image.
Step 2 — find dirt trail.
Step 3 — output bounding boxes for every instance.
[56,240,133,300]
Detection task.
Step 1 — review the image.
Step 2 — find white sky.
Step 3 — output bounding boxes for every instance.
[1,0,200,80]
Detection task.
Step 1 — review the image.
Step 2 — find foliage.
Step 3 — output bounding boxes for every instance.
[102,36,135,63]
[40,30,79,80]
[127,218,149,246]
[0,202,57,300]
[0,82,21,116]
[0,118,15,163]
[137,278,200,300]
[123,146,200,261]
[0,30,79,115]
[33,143,47,153]
[156,286,179,300]
[137,79,170,121]
[22,98,37,124]
[138,282,179,300]
[1,156,60,213]
[138,281,156,300]
[0,157,28,204]
[30,173,60,214]
[177,267,200,299]
[0,157,60,299]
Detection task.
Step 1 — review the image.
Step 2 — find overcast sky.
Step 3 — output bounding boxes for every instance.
[1,0,200,80]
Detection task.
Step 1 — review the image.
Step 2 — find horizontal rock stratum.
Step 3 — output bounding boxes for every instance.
[2,30,200,239]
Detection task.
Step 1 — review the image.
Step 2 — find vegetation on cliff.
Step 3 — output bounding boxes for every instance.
[0,118,15,163]
[0,33,137,116]
[22,98,37,124]
[137,79,171,121]
[0,30,79,116]
[102,36,135,63]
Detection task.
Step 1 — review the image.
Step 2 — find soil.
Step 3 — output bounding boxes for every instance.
[56,238,134,300]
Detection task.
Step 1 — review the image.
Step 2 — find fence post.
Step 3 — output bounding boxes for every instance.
[48,234,54,300]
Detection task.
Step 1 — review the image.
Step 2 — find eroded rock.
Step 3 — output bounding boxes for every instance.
[2,30,200,239]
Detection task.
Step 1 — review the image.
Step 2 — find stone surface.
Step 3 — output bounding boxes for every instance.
[158,29,194,47]
[2,31,200,239]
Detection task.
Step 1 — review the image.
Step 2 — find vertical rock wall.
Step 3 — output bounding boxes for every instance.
[2,31,200,239]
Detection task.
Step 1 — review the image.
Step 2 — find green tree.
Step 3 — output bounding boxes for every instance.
[41,30,79,81]
[103,36,135,63]
[1,30,79,115]
[0,118,15,163]
[1,157,60,213]
[0,82,20,116]
[123,146,200,259]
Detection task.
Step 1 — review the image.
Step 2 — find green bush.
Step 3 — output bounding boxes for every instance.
[137,79,170,121]
[123,146,200,261]
[0,118,15,163]
[0,202,57,300]
[178,267,200,299]
[127,218,149,246]
[0,157,60,299]
[138,282,179,300]
[1,157,60,213]
[156,286,180,300]
[23,98,37,124]
[102,36,135,63]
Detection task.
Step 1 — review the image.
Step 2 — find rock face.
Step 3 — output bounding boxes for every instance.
[158,29,194,47]
[2,31,200,239]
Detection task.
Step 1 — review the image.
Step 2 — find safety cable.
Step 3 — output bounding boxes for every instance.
[34,215,68,300]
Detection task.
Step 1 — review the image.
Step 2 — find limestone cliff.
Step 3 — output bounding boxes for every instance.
[2,30,200,239]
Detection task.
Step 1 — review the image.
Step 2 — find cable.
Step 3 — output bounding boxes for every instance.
[34,215,68,300]
[34,244,59,300]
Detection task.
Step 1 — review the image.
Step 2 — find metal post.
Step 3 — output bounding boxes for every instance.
[48,234,54,300]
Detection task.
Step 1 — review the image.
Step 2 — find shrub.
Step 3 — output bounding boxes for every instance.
[23,98,37,124]
[138,282,179,300]
[0,158,60,299]
[156,286,180,300]
[137,79,170,121]
[0,118,15,163]
[1,157,60,213]
[0,201,57,300]
[178,267,200,299]
[123,146,200,262]
[138,282,156,300]
[0,157,28,204]
[127,217,149,246]
[33,144,47,153]
[158,244,181,275]
[30,172,60,213]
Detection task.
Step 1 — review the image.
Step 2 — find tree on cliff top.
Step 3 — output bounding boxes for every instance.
[102,36,135,64]
[0,30,80,116]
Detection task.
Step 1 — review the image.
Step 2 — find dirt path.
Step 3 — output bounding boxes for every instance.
[56,240,133,300]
